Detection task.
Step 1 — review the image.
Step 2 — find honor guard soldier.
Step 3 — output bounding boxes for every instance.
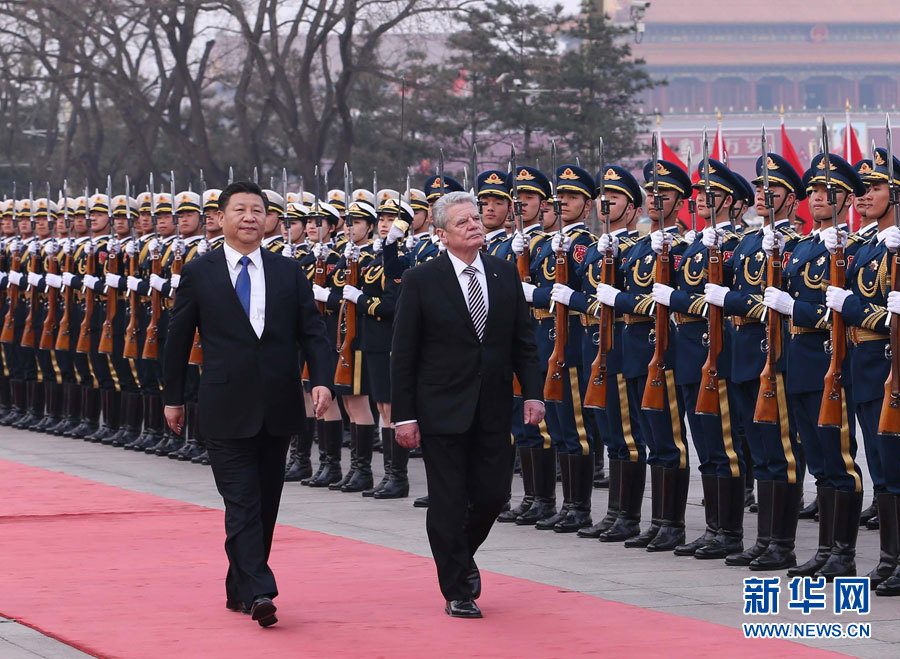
[476,170,512,255]
[328,189,348,249]
[0,199,15,418]
[595,158,692,551]
[203,189,224,248]
[261,190,286,253]
[706,152,805,570]
[383,177,455,279]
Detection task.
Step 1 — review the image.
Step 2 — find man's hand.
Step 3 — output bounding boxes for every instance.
[523,400,545,426]
[164,405,185,435]
[395,422,421,449]
[311,385,331,419]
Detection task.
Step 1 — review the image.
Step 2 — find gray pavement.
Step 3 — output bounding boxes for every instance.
[2,426,899,658]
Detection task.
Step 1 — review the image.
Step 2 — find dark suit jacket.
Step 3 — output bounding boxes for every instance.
[163,246,333,439]
[390,251,542,436]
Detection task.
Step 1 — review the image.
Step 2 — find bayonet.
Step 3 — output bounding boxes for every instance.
[511,144,523,232]
[822,118,840,231]
[598,138,610,236]
[438,148,446,198]
[762,126,776,229]
[253,166,258,185]
[651,133,663,216]
[228,166,234,186]
[282,167,290,250]
[888,114,899,229]
[703,129,716,235]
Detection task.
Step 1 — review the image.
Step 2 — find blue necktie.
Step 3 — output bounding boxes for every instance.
[235,256,251,317]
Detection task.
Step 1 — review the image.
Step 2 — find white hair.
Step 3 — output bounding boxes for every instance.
[432,191,478,230]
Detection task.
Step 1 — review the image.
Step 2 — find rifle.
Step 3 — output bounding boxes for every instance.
[642,133,670,411]
[543,140,567,402]
[76,182,95,354]
[585,137,615,408]
[40,183,61,351]
[188,171,207,365]
[879,114,900,435]
[0,182,20,344]
[55,183,75,351]
[510,144,530,282]
[695,132,724,415]
[313,165,326,314]
[335,163,357,387]
[123,179,141,360]
[753,126,783,424]
[142,174,162,360]
[21,183,39,349]
[99,175,117,354]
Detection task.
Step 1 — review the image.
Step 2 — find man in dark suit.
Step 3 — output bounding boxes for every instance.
[163,181,333,628]
[391,191,544,619]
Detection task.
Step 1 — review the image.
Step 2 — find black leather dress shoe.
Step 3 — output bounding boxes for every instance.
[226,599,250,614]
[413,495,429,508]
[445,599,482,618]
[250,597,278,627]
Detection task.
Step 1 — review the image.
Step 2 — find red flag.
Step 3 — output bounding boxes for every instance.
[780,120,811,234]
[660,135,706,231]
[844,114,864,230]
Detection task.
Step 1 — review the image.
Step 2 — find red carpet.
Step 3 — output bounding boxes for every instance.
[0,459,839,658]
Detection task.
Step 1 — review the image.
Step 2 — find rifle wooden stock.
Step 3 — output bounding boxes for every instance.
[878,251,900,435]
[820,245,848,428]
[314,253,326,315]
[753,247,783,424]
[20,251,40,349]
[55,251,74,351]
[98,249,117,354]
[513,244,530,397]
[76,247,96,354]
[641,242,670,411]
[1,251,21,344]
[584,248,616,408]
[188,330,203,365]
[334,259,358,387]
[695,243,724,415]
[122,250,140,359]
[39,251,60,350]
[543,250,568,402]
[141,256,161,360]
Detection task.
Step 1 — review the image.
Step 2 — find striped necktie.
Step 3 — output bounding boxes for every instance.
[463,265,486,341]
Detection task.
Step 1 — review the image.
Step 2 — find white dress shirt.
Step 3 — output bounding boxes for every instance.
[223,241,266,338]
[446,249,489,317]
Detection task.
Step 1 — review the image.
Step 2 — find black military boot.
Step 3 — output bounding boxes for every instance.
[342,424,374,492]
[72,387,100,439]
[696,476,746,559]
[517,447,557,525]
[868,493,899,589]
[15,380,43,430]
[579,458,622,537]
[0,374,10,419]
[1,379,25,426]
[727,480,774,566]
[600,460,645,542]
[626,464,664,548]
[302,419,326,486]
[788,486,835,577]
[675,473,718,556]
[860,496,878,526]
[365,427,392,497]
[86,389,114,442]
[99,391,124,445]
[554,453,594,532]
[750,481,801,571]
[125,393,153,450]
[133,393,163,451]
[536,453,571,530]
[499,448,535,522]
[876,496,900,595]
[32,382,60,433]
[52,383,81,436]
[330,423,357,490]
[308,420,343,487]
[648,467,690,552]
[115,392,144,447]
[285,418,314,481]
[375,430,410,499]
[814,489,862,581]
[169,403,200,459]
[593,450,609,488]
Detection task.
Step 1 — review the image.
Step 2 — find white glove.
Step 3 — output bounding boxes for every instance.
[105,273,121,289]
[61,272,75,287]
[26,272,42,287]
[107,238,120,256]
[10,238,22,254]
[62,238,74,255]
[597,233,619,257]
[385,222,406,246]
[125,240,138,257]
[343,242,361,261]
[763,287,794,316]
[8,271,23,287]
[372,237,383,254]
[650,230,673,255]
[343,285,363,304]
[652,283,674,307]
[171,237,185,256]
[170,273,181,290]
[821,227,848,255]
[511,231,526,256]
[701,226,725,249]
[282,243,295,258]
[762,228,786,257]
[888,291,900,315]
[521,282,536,303]
[147,238,159,255]
[825,285,852,313]
[45,241,59,256]
[83,274,100,290]
[126,276,141,292]
[596,282,621,307]
[550,283,574,307]
[312,283,330,303]
[149,273,167,292]
[405,234,417,251]
[884,226,900,252]
[551,232,572,254]
[27,240,39,254]
[312,243,328,261]
[45,273,62,289]
[705,283,729,308]
[83,239,94,255]
[431,234,441,245]
[683,230,698,245]
[197,239,210,255]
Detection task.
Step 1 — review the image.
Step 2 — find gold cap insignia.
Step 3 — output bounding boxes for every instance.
[875,151,886,166]
[766,157,779,170]
[559,168,579,180]
[604,168,621,181]
[39,200,47,209]
[484,173,505,185]
[858,162,873,174]
[705,164,716,174]
[816,159,837,171]
[517,169,535,181]
[656,162,671,176]
[430,178,443,189]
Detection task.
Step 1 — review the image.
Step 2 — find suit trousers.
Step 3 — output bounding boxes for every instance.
[421,422,513,602]
[205,432,291,607]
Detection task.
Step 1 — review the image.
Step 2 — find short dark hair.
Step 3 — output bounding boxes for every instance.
[218,181,268,213]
